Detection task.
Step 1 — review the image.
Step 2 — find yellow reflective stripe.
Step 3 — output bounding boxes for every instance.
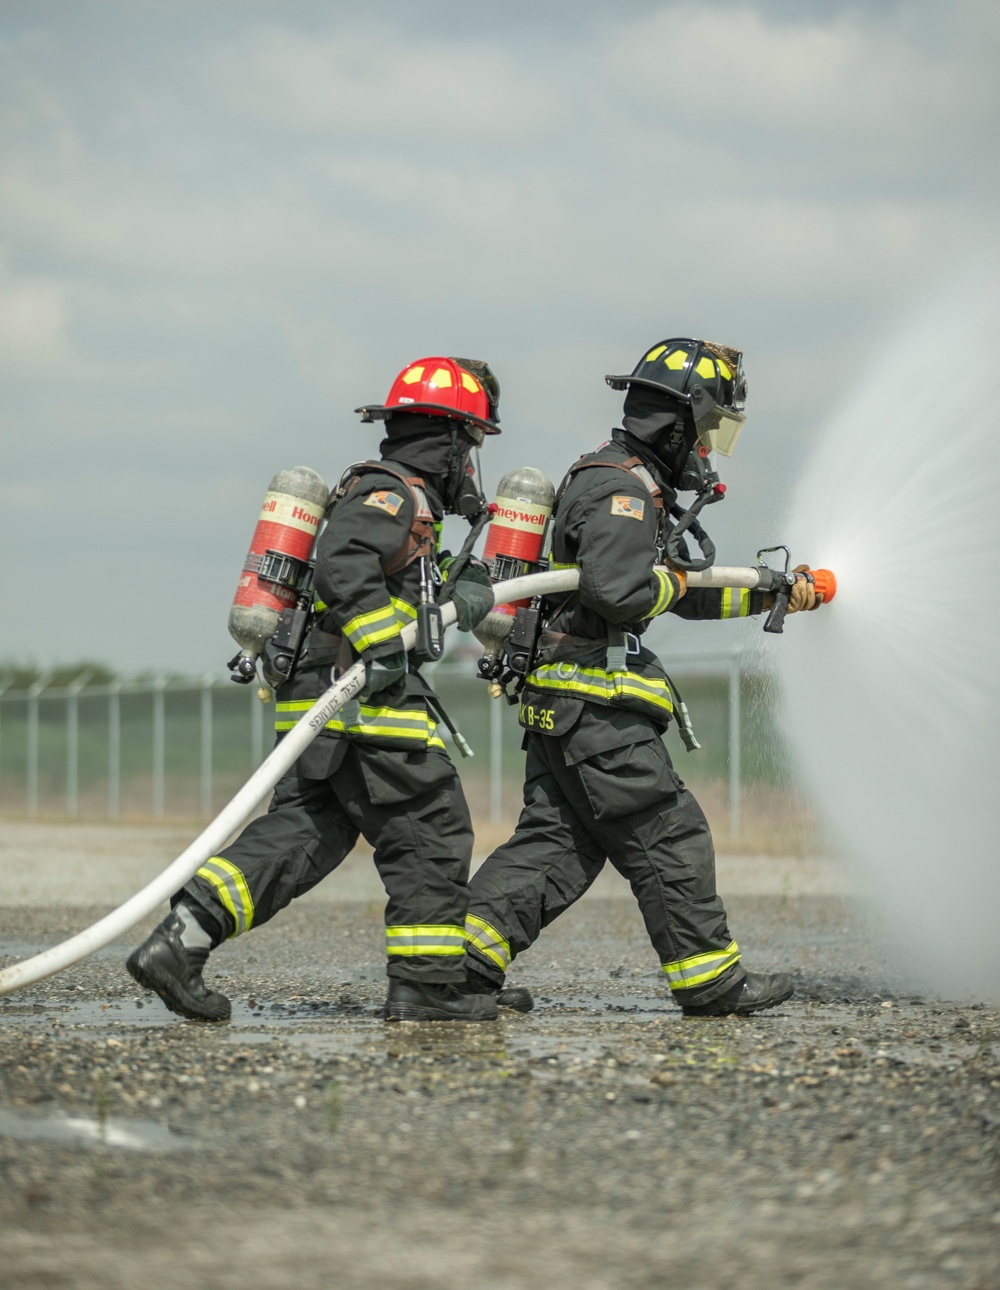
[390,597,417,623]
[386,924,466,956]
[527,664,674,714]
[647,568,676,618]
[720,587,750,619]
[464,913,511,970]
[274,700,445,748]
[662,940,741,990]
[196,856,255,938]
[342,602,401,651]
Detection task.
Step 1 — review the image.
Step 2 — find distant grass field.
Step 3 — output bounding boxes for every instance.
[0,671,819,853]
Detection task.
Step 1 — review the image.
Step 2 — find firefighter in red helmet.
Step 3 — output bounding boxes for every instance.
[128,357,510,1023]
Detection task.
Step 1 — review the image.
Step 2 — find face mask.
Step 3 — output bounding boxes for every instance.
[448,445,487,519]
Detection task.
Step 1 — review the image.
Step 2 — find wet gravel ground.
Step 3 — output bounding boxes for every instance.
[1,893,998,1290]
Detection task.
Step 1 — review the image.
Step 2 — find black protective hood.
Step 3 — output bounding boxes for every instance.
[619,384,695,483]
[378,413,481,517]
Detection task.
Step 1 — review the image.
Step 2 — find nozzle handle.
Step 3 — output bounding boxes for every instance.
[763,583,792,634]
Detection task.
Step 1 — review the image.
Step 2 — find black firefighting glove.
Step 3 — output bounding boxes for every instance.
[447,558,495,632]
[359,648,406,700]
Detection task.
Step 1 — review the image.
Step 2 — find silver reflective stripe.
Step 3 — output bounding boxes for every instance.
[196,857,255,936]
[465,915,511,970]
[662,941,741,990]
[386,925,465,957]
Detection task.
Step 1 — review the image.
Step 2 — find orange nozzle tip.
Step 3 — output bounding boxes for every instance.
[809,568,837,603]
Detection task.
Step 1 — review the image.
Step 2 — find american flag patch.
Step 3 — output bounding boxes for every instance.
[363,490,403,516]
[611,495,645,520]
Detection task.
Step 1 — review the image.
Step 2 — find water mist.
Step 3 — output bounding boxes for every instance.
[781,271,1000,1001]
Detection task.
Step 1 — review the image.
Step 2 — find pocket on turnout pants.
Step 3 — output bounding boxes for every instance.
[573,736,681,821]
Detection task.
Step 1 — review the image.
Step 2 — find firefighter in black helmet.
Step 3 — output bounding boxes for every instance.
[463,338,823,1017]
[127,357,508,1023]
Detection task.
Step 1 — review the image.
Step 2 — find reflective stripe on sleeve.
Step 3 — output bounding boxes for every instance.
[386,925,466,957]
[342,602,402,652]
[464,913,512,971]
[720,587,751,619]
[662,940,741,991]
[195,856,256,938]
[526,663,674,716]
[647,567,678,618]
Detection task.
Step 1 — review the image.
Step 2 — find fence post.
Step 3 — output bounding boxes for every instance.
[66,671,93,818]
[251,687,264,768]
[152,677,167,818]
[0,684,9,806]
[489,692,502,827]
[26,675,49,819]
[728,652,741,838]
[200,674,213,817]
[108,683,122,820]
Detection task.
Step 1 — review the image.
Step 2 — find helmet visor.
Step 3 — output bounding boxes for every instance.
[694,403,745,457]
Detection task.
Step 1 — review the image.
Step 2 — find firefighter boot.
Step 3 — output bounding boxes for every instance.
[464,966,535,1014]
[126,910,231,1023]
[681,969,794,1017]
[384,979,499,1022]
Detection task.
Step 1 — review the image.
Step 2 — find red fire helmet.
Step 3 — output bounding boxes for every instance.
[356,356,501,440]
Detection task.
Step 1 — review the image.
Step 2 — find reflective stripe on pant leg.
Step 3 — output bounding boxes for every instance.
[195,856,256,937]
[385,925,466,957]
[464,913,512,972]
[662,940,740,991]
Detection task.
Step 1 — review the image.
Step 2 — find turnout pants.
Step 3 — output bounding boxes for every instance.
[465,712,745,1006]
[182,739,473,984]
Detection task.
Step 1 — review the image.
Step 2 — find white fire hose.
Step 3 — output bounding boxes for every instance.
[0,564,770,997]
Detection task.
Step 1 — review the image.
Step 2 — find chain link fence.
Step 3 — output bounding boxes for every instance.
[0,652,796,845]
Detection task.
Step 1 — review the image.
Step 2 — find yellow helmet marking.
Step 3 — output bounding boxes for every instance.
[460,371,481,393]
[430,367,453,388]
[718,359,732,380]
[645,345,667,362]
[401,365,425,385]
[664,349,689,370]
[695,356,717,379]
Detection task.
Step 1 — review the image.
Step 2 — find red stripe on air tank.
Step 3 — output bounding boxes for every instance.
[247,519,315,562]
[483,527,544,562]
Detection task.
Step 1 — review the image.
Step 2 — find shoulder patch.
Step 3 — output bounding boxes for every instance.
[611,495,645,520]
[363,490,404,516]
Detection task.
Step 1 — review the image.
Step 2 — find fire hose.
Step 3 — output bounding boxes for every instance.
[0,561,833,997]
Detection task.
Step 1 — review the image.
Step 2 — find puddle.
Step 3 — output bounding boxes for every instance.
[0,999,184,1030]
[0,1109,200,1152]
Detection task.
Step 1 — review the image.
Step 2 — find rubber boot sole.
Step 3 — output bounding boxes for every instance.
[384,1000,499,1023]
[126,949,231,1023]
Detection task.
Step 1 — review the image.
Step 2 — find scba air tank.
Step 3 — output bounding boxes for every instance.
[228,466,329,682]
[474,466,554,663]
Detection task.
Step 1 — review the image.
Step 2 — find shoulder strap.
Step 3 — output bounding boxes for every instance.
[328,460,437,576]
[559,451,664,511]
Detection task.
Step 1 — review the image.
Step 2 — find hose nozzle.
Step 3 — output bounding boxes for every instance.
[806,568,838,603]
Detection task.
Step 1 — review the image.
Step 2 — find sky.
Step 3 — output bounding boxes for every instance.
[1,0,997,674]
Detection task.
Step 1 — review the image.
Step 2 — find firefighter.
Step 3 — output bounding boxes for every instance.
[128,357,506,1023]
[463,338,824,1017]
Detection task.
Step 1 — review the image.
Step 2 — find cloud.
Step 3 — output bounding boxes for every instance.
[0,256,78,375]
[605,2,1000,191]
[211,21,570,145]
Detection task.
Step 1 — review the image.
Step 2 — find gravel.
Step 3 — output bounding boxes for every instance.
[1,886,998,1290]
